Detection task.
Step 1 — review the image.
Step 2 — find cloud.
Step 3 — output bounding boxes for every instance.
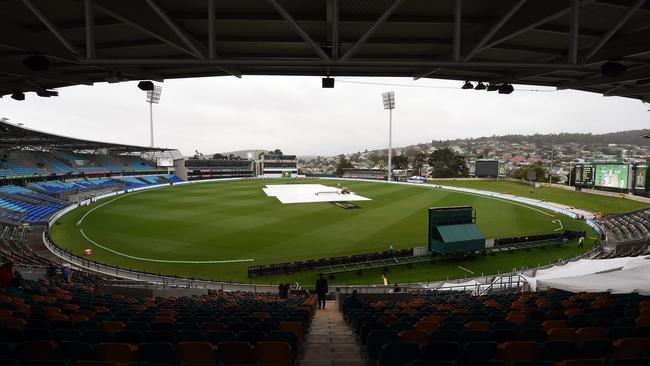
[1,76,648,156]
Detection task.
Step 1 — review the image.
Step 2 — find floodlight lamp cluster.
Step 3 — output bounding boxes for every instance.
[382,91,395,109]
[461,81,514,94]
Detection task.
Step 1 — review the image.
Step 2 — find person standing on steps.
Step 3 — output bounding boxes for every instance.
[315,273,328,309]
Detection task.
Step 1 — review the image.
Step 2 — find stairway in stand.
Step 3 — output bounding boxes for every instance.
[299,304,368,366]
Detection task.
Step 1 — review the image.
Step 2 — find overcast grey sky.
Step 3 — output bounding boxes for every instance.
[1,76,648,156]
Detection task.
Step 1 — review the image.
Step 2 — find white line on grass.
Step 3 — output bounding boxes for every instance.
[80,229,253,264]
[552,219,564,231]
[76,190,253,264]
[457,266,474,274]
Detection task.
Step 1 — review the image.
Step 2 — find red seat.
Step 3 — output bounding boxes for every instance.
[215,342,255,365]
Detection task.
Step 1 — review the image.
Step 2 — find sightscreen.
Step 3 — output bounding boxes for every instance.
[157,157,174,167]
[475,160,499,177]
[595,164,629,189]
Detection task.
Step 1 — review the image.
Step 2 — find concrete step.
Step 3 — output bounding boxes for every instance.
[299,306,367,366]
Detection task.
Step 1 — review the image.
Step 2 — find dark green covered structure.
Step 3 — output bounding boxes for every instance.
[428,206,486,255]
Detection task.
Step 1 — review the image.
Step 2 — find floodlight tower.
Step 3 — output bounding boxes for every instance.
[145,84,162,147]
[382,91,395,182]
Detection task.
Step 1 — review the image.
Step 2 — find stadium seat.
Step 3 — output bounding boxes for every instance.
[61,341,96,361]
[255,341,293,366]
[138,343,177,363]
[575,339,613,359]
[499,341,538,362]
[96,343,139,363]
[278,321,304,343]
[366,330,399,360]
[576,327,606,341]
[214,341,255,365]
[378,341,420,366]
[548,328,578,341]
[556,360,605,366]
[399,330,429,345]
[460,341,498,361]
[419,342,459,361]
[538,341,576,361]
[611,338,649,359]
[15,340,62,361]
[176,342,216,364]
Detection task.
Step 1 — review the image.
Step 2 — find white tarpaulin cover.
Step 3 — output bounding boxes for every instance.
[262,184,371,204]
[523,256,650,295]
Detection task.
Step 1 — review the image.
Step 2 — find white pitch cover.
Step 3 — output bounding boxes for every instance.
[262,184,371,204]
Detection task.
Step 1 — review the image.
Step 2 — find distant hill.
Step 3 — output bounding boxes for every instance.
[431,129,650,147]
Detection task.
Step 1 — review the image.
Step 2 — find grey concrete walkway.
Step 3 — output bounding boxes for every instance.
[299,303,367,366]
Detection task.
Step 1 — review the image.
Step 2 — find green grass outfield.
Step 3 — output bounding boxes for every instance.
[429,179,649,214]
[50,179,619,286]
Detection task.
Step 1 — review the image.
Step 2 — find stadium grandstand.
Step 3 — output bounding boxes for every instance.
[177,158,255,181]
[343,168,388,181]
[256,153,298,178]
[2,1,650,365]
[0,119,181,222]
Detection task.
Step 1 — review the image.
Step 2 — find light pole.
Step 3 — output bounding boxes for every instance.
[382,91,395,182]
[549,134,555,185]
[145,85,162,147]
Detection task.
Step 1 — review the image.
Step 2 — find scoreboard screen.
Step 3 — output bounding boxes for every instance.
[595,164,629,189]
[634,165,647,190]
[574,164,595,186]
[157,157,174,167]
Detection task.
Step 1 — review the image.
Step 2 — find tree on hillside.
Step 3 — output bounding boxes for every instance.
[511,166,548,182]
[392,155,409,170]
[335,154,353,176]
[272,149,283,155]
[213,153,226,159]
[427,148,468,178]
[411,152,428,176]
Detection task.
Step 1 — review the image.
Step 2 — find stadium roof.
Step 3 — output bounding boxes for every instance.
[1,0,650,102]
[0,118,174,152]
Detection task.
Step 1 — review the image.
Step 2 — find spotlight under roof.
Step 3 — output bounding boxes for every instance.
[461,81,474,89]
[37,90,58,97]
[11,92,25,101]
[601,61,626,77]
[322,77,334,88]
[22,55,50,71]
[474,81,486,90]
[137,81,154,91]
[498,83,515,94]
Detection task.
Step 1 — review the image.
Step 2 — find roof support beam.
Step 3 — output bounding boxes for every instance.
[20,0,82,58]
[80,58,594,71]
[93,1,204,59]
[453,0,462,62]
[267,0,330,61]
[568,0,579,64]
[606,84,650,96]
[208,0,216,60]
[327,0,339,60]
[414,0,525,80]
[481,0,597,52]
[145,0,205,59]
[583,0,647,61]
[339,0,404,62]
[464,0,527,62]
[85,0,95,60]
[558,65,650,89]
